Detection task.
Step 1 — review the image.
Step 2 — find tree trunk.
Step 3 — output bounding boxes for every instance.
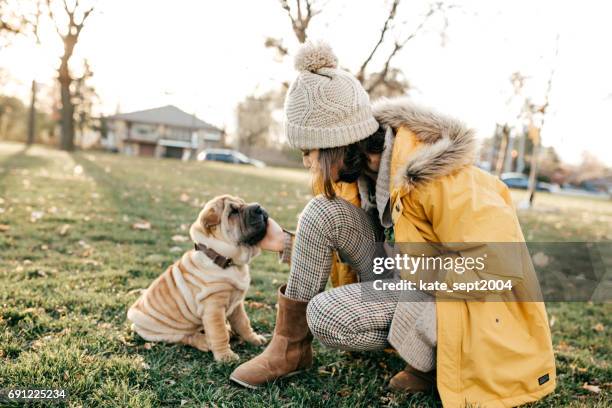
[516,126,527,174]
[527,125,540,206]
[59,80,75,150]
[503,129,516,173]
[495,125,510,176]
[58,52,75,151]
[27,80,36,145]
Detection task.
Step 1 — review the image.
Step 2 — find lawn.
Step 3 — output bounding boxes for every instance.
[0,141,610,407]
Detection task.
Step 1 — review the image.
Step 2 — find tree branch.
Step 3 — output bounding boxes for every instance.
[75,6,94,35]
[356,0,400,83]
[278,0,318,43]
[365,4,438,94]
[0,20,21,34]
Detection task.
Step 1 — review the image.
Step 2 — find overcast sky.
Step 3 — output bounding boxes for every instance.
[2,0,611,165]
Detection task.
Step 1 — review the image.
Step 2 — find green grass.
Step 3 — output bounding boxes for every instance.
[0,141,610,407]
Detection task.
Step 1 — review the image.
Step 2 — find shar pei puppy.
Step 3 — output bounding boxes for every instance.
[128,195,269,362]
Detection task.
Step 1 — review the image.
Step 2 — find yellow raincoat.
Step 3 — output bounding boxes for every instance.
[372,97,556,407]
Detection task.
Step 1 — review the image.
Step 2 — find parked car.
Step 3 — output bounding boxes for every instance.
[500,172,553,192]
[197,149,265,168]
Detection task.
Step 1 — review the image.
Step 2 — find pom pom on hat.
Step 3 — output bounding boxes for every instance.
[294,41,338,72]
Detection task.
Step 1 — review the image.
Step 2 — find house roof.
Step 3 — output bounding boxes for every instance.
[109,105,221,132]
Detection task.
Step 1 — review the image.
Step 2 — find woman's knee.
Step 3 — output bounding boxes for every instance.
[306,292,351,346]
[306,290,389,351]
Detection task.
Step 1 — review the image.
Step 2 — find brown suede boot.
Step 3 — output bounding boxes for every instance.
[230,285,312,388]
[389,365,436,393]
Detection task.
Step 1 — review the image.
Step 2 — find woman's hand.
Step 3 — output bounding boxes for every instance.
[259,217,286,252]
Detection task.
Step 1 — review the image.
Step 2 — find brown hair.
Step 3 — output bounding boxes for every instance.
[315,126,385,199]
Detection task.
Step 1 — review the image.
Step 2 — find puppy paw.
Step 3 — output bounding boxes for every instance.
[214,350,239,363]
[246,333,268,346]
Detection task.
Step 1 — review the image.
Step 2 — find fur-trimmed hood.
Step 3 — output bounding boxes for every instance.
[372,97,478,190]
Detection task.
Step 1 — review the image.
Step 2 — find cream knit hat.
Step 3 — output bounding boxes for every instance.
[284,41,379,149]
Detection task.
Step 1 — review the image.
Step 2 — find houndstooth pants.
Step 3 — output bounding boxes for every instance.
[286,195,434,353]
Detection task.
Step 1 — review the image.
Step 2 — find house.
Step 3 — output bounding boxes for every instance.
[102,105,224,158]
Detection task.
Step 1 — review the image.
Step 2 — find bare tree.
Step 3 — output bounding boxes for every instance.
[526,36,559,206]
[493,71,527,176]
[26,1,44,145]
[47,0,94,151]
[269,0,454,97]
[236,92,278,152]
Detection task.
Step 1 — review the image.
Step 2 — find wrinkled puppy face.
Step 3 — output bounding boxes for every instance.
[199,195,269,247]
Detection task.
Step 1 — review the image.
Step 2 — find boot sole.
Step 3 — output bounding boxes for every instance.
[229,369,305,389]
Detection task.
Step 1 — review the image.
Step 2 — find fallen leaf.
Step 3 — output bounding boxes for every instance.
[59,224,71,236]
[132,221,152,230]
[555,340,571,352]
[532,252,550,268]
[171,235,188,242]
[582,383,601,393]
[246,301,270,310]
[30,211,44,222]
[0,224,9,232]
[593,323,605,332]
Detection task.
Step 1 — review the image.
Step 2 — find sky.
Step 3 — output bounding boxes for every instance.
[1,0,611,165]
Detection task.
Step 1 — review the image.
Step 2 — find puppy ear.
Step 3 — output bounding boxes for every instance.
[201,206,221,232]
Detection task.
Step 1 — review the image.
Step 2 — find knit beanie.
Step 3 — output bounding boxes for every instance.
[284,41,379,150]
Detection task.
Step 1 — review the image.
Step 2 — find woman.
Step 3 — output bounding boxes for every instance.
[230,42,556,407]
